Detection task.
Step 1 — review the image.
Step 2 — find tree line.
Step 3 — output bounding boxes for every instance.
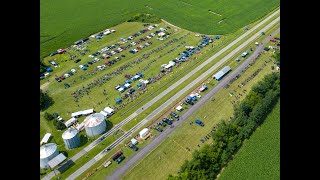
[168,72,280,180]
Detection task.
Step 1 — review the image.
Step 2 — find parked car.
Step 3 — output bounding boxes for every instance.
[112,151,123,161]
[128,88,135,94]
[195,119,204,127]
[154,125,163,132]
[158,121,166,127]
[162,118,172,125]
[116,156,125,164]
[170,112,179,118]
[74,59,81,63]
[186,100,194,105]
[129,144,139,151]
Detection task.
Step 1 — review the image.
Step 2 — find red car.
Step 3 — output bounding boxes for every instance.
[57,49,66,54]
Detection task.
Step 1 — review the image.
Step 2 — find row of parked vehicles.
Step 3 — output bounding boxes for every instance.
[153,112,180,132]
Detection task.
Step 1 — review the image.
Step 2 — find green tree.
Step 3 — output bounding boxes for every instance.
[56,121,66,130]
[44,112,54,121]
[40,89,54,111]
[273,51,280,63]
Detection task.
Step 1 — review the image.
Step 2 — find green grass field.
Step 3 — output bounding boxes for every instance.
[40,14,279,179]
[218,100,280,180]
[40,8,280,178]
[121,47,279,180]
[40,0,279,58]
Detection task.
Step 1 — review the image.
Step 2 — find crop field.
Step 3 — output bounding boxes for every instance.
[218,100,280,180]
[120,46,279,180]
[40,0,279,58]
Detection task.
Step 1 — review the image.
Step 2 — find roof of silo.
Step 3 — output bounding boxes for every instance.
[84,113,105,128]
[40,143,57,159]
[62,127,78,139]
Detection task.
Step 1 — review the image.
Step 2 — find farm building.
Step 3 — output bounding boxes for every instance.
[47,153,67,169]
[139,128,149,138]
[82,109,94,116]
[40,133,51,145]
[40,143,59,168]
[62,127,80,149]
[64,117,77,128]
[104,106,114,115]
[75,122,85,131]
[213,66,231,81]
[71,111,83,118]
[84,113,107,136]
[100,111,108,117]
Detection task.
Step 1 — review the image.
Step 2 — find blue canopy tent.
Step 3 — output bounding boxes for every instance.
[125,79,131,83]
[137,83,142,87]
[131,77,136,81]
[116,98,122,103]
[215,35,220,39]
[46,67,53,72]
[180,55,186,59]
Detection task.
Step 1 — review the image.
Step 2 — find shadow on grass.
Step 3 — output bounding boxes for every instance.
[60,151,68,158]
[78,134,89,148]
[57,160,75,174]
[105,120,114,132]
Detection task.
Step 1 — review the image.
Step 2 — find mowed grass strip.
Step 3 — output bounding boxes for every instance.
[218,100,280,180]
[40,0,279,58]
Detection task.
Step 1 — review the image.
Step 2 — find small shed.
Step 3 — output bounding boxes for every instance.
[104,107,114,115]
[47,153,67,169]
[213,66,231,81]
[64,117,77,128]
[100,111,108,117]
[139,128,149,138]
[71,111,83,117]
[82,109,94,116]
[40,133,51,145]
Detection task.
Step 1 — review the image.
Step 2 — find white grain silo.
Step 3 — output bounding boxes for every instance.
[62,127,80,150]
[84,113,107,136]
[40,143,59,168]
